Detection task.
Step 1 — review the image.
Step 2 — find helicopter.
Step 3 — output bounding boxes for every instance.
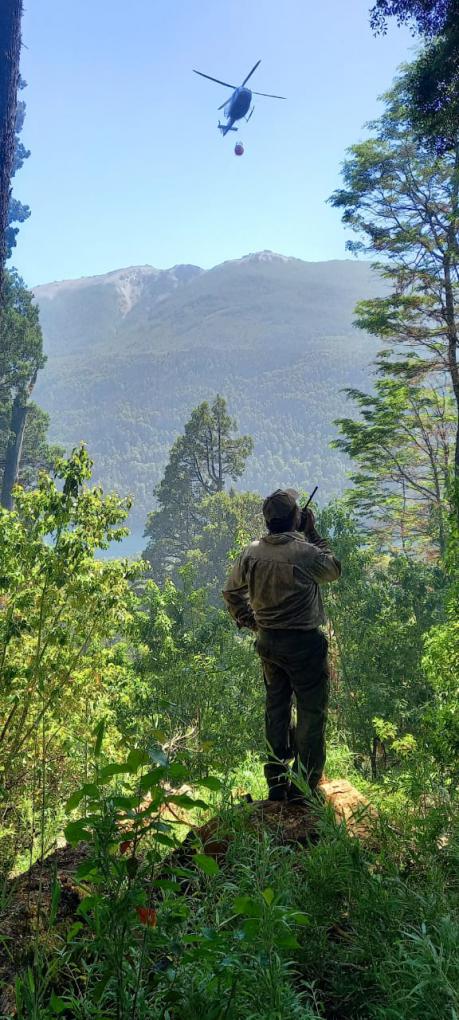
[193,59,286,137]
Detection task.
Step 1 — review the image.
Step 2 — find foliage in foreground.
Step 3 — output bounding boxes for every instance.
[0,446,138,863]
[421,489,459,776]
[9,740,459,1020]
[0,451,458,1019]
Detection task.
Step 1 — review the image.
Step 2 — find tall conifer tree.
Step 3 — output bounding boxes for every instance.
[0,0,23,288]
[143,397,253,580]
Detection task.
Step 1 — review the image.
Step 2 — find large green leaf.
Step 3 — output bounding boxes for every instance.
[290,911,310,926]
[66,922,84,942]
[153,879,180,892]
[138,767,167,792]
[50,993,67,1014]
[168,793,208,810]
[193,853,220,876]
[168,762,189,781]
[64,819,92,845]
[97,763,133,782]
[65,783,99,813]
[241,917,260,939]
[276,932,301,949]
[234,896,262,917]
[127,748,151,772]
[199,776,223,792]
[76,860,103,881]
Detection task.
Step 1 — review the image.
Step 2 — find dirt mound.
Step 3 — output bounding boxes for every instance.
[0,844,88,1015]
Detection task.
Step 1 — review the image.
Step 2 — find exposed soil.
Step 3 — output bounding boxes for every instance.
[0,844,88,1015]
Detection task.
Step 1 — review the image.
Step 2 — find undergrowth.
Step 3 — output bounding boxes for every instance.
[4,744,459,1020]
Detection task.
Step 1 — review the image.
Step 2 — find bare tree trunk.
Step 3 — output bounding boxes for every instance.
[444,141,459,495]
[1,369,36,509]
[444,257,459,503]
[0,0,22,292]
[1,395,27,509]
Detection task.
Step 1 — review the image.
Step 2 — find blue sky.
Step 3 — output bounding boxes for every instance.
[13,0,414,286]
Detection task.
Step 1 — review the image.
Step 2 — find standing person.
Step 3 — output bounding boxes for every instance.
[223,489,341,802]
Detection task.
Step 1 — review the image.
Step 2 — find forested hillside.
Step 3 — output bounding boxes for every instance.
[34,255,383,526]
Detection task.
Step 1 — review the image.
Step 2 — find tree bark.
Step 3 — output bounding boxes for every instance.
[443,254,459,487]
[1,369,36,509]
[0,0,22,291]
[443,140,459,491]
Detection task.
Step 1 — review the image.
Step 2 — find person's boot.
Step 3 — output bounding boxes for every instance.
[267,782,288,802]
[265,762,289,802]
[286,784,308,806]
[287,772,328,805]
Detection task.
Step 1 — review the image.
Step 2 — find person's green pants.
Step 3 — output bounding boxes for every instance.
[256,627,330,799]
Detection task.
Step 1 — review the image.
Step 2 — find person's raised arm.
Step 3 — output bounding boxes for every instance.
[301,508,341,582]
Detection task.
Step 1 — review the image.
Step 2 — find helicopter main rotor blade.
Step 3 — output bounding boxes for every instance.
[193,69,237,89]
[217,97,232,110]
[251,90,287,99]
[241,59,261,87]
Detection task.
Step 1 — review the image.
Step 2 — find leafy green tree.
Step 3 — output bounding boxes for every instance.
[369,0,459,151]
[318,503,446,775]
[143,396,253,581]
[334,366,455,553]
[186,489,263,600]
[0,398,62,496]
[0,271,50,508]
[330,72,459,529]
[0,445,139,859]
[14,402,63,488]
[421,489,459,778]
[370,1,456,35]
[132,572,264,773]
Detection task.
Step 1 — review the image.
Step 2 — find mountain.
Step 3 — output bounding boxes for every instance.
[34,252,383,533]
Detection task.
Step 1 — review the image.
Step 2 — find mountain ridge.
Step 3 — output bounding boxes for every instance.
[33,252,368,303]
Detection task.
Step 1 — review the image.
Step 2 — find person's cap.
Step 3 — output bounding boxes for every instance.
[262,488,300,523]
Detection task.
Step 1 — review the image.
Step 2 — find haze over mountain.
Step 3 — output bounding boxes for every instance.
[34,252,383,535]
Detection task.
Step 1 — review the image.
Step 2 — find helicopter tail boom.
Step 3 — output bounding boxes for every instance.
[218,121,238,135]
